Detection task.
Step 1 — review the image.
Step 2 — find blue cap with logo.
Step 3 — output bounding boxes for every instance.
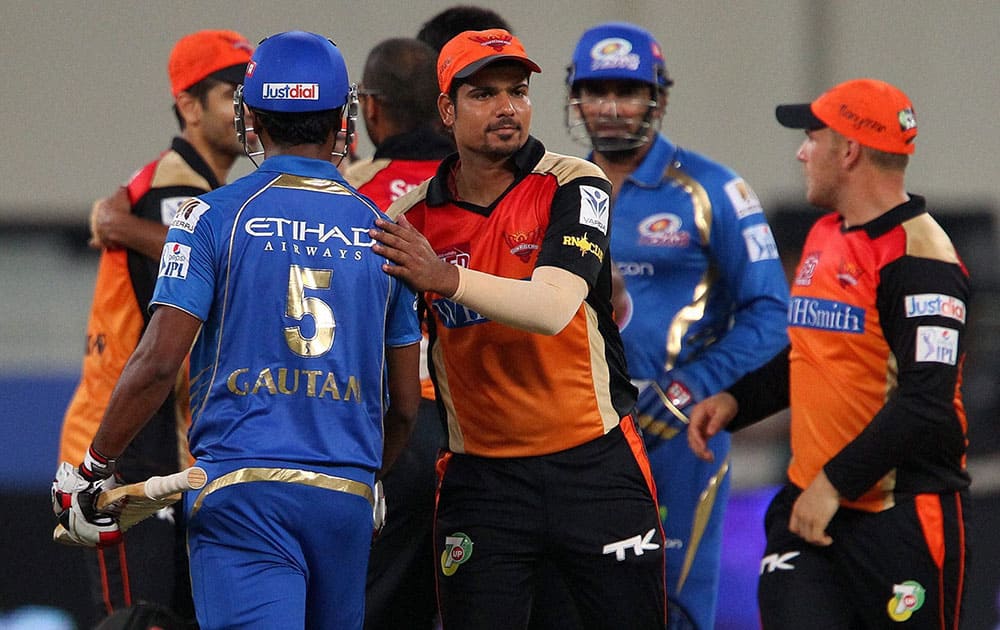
[567,22,673,88]
[243,31,350,112]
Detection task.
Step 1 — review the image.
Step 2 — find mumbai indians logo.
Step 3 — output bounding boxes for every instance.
[589,37,641,72]
[441,532,474,576]
[887,580,925,622]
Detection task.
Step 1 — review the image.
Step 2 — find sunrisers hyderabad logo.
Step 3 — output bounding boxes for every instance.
[441,532,474,576]
[887,580,925,621]
[472,33,513,52]
[503,227,543,262]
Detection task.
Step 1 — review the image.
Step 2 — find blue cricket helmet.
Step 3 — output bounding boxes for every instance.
[243,31,350,112]
[567,22,673,89]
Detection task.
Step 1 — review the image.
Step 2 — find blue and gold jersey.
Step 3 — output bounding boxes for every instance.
[151,155,420,473]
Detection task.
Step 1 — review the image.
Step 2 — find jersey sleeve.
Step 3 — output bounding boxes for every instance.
[385,276,421,348]
[825,255,970,499]
[149,197,218,321]
[671,177,790,399]
[535,175,613,289]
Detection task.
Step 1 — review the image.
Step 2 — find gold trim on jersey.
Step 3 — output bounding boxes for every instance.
[663,164,715,371]
[272,173,355,195]
[677,455,730,594]
[190,467,374,517]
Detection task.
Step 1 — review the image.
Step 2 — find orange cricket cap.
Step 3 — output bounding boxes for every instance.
[437,28,541,93]
[776,78,917,154]
[168,29,254,97]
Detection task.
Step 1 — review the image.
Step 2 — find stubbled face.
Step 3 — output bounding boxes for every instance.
[797,127,843,209]
[199,82,247,159]
[441,63,532,161]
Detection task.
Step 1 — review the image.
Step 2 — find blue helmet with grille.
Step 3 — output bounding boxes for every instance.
[242,31,350,112]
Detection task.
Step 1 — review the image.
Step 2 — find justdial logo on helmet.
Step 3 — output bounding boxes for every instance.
[261,83,320,100]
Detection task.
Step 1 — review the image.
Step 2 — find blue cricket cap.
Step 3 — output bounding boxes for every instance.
[243,31,350,112]
[568,22,673,88]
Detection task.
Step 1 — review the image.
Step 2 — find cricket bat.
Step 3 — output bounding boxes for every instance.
[53,466,207,546]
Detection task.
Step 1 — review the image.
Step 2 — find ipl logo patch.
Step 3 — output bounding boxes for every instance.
[441,532,474,576]
[887,580,925,622]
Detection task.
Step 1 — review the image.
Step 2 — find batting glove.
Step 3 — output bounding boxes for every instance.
[635,374,698,452]
[51,447,123,547]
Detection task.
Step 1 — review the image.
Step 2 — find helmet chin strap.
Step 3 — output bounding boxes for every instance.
[233,85,264,167]
[331,84,359,166]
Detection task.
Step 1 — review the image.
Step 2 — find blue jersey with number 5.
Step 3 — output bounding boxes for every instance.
[151,155,420,473]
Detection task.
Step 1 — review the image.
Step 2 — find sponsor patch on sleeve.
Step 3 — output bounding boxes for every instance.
[904,293,966,324]
[742,224,779,262]
[724,178,762,219]
[159,196,192,225]
[915,326,959,365]
[170,198,210,233]
[158,242,191,280]
[578,185,610,234]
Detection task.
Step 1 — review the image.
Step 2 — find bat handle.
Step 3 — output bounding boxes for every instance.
[143,466,208,499]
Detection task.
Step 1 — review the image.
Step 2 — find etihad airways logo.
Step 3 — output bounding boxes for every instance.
[245,217,374,245]
[788,296,865,333]
[262,83,319,100]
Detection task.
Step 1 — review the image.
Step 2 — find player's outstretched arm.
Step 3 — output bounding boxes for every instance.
[687,392,739,462]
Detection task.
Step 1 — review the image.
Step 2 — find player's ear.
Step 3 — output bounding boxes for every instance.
[438,92,455,129]
[175,90,201,127]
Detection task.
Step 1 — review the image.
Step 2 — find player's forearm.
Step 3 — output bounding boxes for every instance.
[91,306,201,458]
[452,265,587,335]
[107,214,169,260]
[91,350,181,458]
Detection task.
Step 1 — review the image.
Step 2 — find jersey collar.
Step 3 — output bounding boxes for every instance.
[624,134,678,189]
[255,154,346,182]
[848,194,927,239]
[425,135,546,207]
[172,136,222,190]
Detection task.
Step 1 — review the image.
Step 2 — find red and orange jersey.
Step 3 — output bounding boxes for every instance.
[388,137,636,457]
[58,138,215,478]
[786,196,970,512]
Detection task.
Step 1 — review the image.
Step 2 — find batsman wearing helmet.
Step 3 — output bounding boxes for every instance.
[561,22,790,629]
[53,31,421,629]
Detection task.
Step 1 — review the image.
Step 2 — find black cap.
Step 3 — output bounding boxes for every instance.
[775,104,826,130]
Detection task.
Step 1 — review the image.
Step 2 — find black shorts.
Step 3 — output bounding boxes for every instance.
[434,419,665,630]
[758,483,969,629]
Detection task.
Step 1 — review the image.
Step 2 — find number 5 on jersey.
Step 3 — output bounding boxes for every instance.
[284,265,335,357]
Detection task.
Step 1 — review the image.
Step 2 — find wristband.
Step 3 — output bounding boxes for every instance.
[81,445,118,481]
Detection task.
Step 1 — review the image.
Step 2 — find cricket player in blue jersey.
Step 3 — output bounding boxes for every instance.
[52,31,422,630]
[548,22,790,629]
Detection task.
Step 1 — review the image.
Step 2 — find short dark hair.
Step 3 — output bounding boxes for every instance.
[250,107,344,148]
[362,38,439,131]
[417,5,512,52]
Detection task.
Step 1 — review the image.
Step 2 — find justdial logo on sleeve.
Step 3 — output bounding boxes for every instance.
[904,294,966,324]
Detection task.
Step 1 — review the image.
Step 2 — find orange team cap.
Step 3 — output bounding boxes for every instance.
[168,29,255,97]
[437,28,541,93]
[775,78,917,154]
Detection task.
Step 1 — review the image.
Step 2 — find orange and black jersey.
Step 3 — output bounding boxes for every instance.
[59,137,218,481]
[729,195,970,512]
[388,136,637,457]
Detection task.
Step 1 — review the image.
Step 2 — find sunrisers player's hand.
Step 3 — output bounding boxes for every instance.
[686,392,739,462]
[789,469,838,546]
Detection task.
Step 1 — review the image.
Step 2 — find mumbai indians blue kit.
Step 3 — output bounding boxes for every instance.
[150,155,420,628]
[609,134,789,627]
[152,155,419,476]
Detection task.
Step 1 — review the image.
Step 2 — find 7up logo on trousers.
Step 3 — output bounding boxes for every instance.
[441,532,474,576]
[887,580,925,622]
